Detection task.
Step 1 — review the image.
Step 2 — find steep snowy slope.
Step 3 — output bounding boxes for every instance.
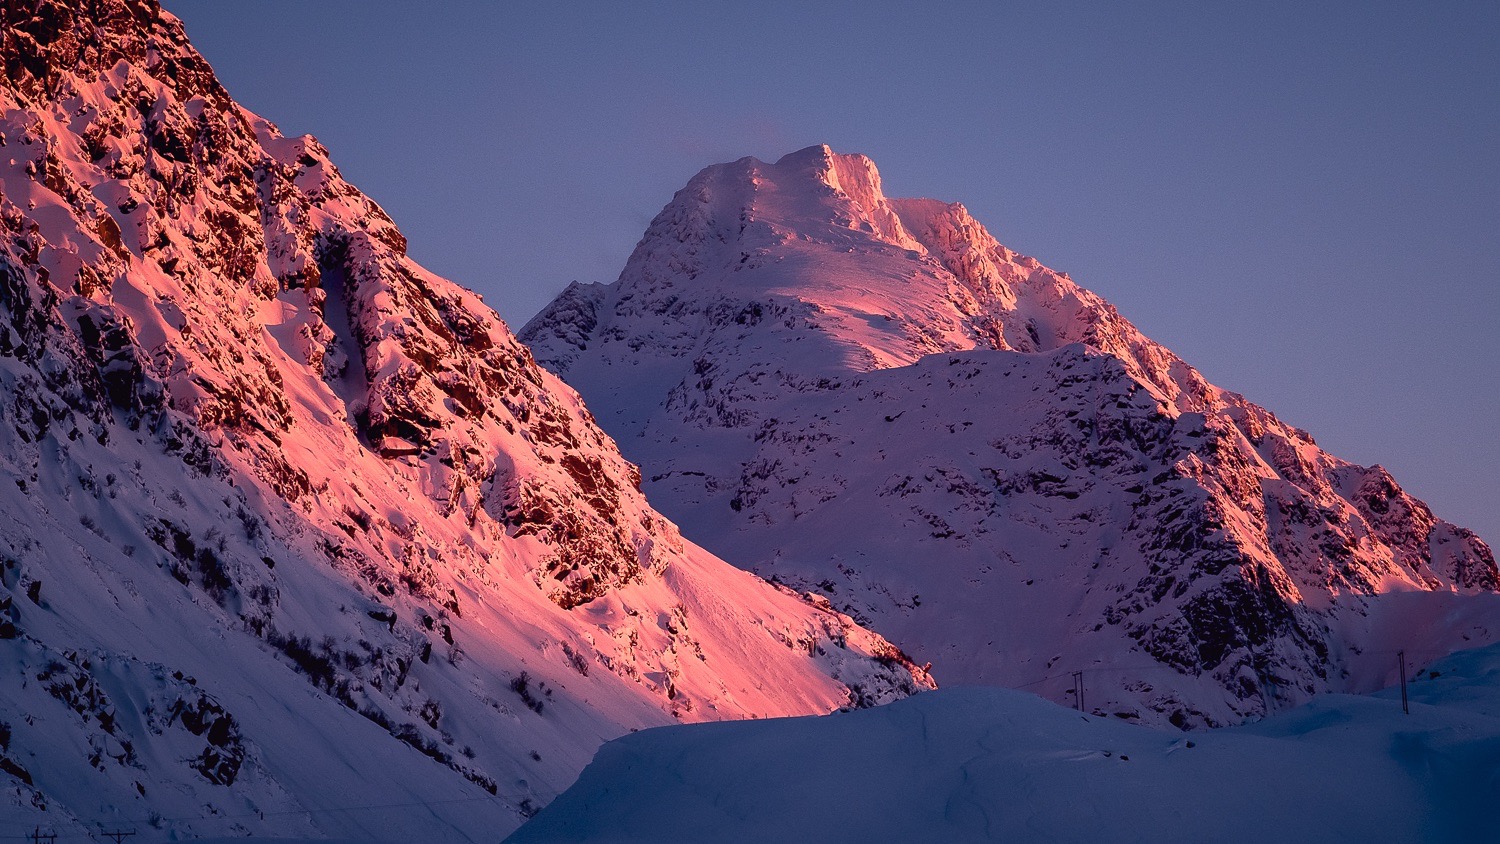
[510,640,1500,843]
[523,144,1499,727]
[0,5,930,839]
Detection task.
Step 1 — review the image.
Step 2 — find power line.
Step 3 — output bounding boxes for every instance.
[1011,662,1203,690]
[1012,645,1449,692]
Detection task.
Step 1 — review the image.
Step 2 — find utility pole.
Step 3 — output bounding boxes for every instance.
[1398,650,1409,715]
[1071,670,1084,713]
[99,830,135,844]
[30,827,56,844]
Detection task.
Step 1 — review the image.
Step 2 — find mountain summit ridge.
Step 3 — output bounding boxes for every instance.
[524,144,1498,727]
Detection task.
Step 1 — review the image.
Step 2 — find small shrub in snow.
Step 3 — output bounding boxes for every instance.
[510,672,545,714]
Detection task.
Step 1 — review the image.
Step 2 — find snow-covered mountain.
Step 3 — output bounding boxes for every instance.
[0,5,931,839]
[511,639,1500,843]
[523,144,1500,727]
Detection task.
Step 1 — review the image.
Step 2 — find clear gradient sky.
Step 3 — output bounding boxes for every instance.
[163,1,1498,546]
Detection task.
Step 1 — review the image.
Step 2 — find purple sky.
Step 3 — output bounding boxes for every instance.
[164,1,1499,546]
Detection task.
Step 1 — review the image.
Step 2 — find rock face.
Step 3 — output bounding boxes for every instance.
[523,144,1500,727]
[0,7,930,839]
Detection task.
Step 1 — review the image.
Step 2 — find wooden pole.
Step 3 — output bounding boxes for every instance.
[1398,650,1409,715]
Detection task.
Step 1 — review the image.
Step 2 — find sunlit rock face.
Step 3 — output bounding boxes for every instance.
[524,143,1499,728]
[0,5,931,838]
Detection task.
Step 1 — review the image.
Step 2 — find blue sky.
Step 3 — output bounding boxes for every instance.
[164,1,1499,545]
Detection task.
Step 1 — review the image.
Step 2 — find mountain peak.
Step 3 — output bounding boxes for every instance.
[545,146,1056,376]
[770,144,892,218]
[523,148,1500,727]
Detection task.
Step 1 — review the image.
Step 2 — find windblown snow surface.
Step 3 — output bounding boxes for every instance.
[523,144,1500,728]
[512,640,1500,843]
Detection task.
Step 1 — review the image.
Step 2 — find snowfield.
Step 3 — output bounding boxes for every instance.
[511,641,1500,843]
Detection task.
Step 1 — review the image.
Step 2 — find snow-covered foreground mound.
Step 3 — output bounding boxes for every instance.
[511,642,1500,843]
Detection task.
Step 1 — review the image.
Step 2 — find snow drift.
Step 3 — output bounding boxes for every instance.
[510,640,1500,843]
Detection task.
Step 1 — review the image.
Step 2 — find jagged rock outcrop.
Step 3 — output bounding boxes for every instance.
[523,144,1499,727]
[0,8,931,839]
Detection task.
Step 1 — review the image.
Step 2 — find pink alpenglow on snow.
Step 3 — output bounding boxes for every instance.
[0,5,930,840]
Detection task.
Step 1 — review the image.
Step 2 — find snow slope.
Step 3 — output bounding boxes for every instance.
[0,5,930,839]
[523,144,1499,726]
[510,640,1500,843]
